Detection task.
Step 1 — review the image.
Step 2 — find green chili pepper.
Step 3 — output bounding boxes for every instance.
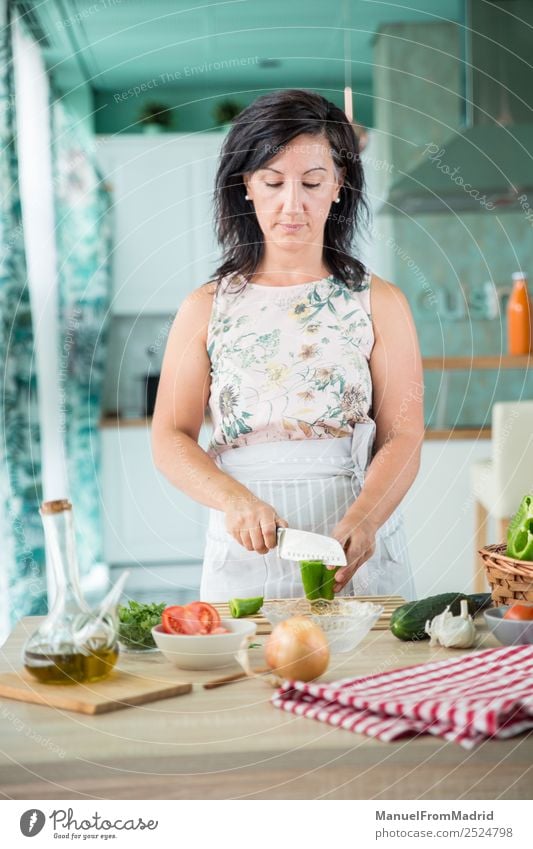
[506,494,533,561]
[229,597,264,618]
[300,560,339,601]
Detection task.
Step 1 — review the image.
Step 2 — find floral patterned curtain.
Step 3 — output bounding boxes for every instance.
[49,88,113,584]
[0,0,46,624]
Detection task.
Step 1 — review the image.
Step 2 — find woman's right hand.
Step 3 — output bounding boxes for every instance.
[224,493,289,554]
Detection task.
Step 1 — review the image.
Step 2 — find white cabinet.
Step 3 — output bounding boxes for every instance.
[402,439,491,598]
[101,425,491,600]
[96,133,226,314]
[100,423,211,565]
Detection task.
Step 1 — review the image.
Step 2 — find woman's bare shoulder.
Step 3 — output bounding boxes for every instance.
[368,272,411,325]
[367,272,417,354]
[200,279,218,296]
[178,280,217,318]
[188,279,217,303]
[169,281,218,348]
[369,271,405,300]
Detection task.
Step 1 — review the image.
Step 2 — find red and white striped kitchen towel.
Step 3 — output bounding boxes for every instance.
[272,645,533,748]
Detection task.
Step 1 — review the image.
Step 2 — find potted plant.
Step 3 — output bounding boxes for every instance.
[212,98,243,128]
[138,102,174,134]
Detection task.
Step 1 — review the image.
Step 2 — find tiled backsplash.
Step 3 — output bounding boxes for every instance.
[382,207,533,430]
[373,20,533,430]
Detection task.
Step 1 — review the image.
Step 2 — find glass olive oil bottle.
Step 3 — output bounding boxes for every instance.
[23,500,119,685]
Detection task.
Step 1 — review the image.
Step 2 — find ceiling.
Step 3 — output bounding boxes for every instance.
[18,0,465,94]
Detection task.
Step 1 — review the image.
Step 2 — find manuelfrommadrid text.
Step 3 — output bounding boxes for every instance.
[376,810,494,822]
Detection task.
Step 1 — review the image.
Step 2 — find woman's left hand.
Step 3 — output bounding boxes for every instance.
[328,517,377,592]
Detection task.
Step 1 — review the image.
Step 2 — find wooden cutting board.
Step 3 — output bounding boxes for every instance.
[0,666,191,715]
[211,595,406,636]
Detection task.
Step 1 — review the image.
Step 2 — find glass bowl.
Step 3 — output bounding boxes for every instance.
[261,598,384,653]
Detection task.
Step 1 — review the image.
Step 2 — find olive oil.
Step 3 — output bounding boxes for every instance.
[24,645,119,685]
[23,500,124,688]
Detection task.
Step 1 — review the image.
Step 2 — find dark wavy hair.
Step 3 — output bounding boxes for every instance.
[211,89,371,292]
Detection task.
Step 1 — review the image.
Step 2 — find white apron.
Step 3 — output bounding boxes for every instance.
[200,420,416,602]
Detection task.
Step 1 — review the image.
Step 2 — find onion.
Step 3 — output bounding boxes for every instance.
[265,616,329,682]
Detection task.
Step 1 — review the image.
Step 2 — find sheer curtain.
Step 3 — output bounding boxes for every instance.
[13,9,113,597]
[48,90,114,596]
[12,12,69,506]
[0,2,46,645]
[7,11,112,635]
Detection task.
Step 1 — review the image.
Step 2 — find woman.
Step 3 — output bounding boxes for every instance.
[152,89,424,602]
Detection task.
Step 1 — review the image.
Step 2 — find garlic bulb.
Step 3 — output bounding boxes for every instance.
[425,599,476,648]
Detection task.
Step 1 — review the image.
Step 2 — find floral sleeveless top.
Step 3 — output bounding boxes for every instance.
[205,270,374,458]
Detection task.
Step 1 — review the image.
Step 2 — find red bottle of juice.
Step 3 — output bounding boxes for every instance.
[507,272,532,355]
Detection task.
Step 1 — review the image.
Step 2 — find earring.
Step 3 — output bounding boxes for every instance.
[245,194,250,200]
[334,197,341,203]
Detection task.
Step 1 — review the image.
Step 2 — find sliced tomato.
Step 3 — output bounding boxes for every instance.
[211,626,230,634]
[180,601,221,635]
[162,605,186,634]
[503,603,533,621]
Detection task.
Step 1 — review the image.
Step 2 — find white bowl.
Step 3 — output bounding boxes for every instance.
[484,607,533,645]
[261,598,384,653]
[151,619,257,670]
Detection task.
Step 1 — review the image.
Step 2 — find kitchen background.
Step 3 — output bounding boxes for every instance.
[1,0,532,643]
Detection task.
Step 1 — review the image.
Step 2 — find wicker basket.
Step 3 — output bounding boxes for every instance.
[479,543,533,606]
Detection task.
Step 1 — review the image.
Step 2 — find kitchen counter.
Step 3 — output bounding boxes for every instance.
[101,355,532,437]
[100,416,493,440]
[1,617,531,800]
[423,355,532,370]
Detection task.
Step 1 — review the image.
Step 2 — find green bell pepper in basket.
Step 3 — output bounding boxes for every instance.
[300,560,339,601]
[506,494,533,561]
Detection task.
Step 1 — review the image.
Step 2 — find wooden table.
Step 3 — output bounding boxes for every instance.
[0,617,531,800]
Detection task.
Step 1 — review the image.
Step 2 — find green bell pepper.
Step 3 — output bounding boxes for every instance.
[229,597,264,618]
[506,494,533,561]
[300,560,339,601]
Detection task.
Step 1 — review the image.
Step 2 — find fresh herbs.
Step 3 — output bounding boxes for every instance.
[117,600,166,649]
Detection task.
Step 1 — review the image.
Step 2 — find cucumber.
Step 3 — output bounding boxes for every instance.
[390,592,491,641]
